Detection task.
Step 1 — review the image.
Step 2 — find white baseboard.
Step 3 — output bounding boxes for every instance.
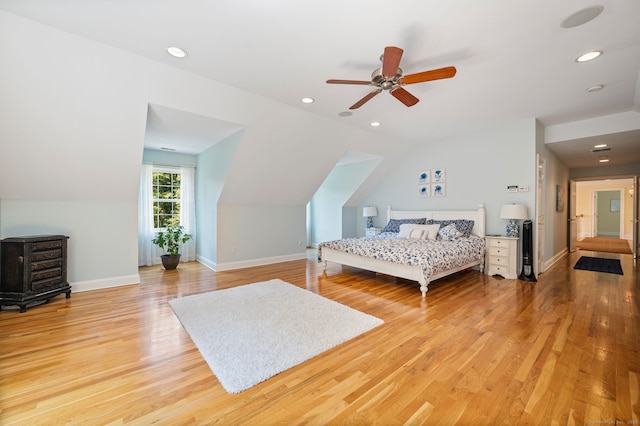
[212,253,307,272]
[196,255,216,271]
[71,274,140,293]
[543,248,568,273]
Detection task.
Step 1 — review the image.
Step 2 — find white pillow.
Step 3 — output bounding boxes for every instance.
[398,223,419,238]
[420,224,441,241]
[398,223,440,240]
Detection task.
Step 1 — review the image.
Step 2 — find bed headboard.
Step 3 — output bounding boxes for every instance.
[386,204,486,237]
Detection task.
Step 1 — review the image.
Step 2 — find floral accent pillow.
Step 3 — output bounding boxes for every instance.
[428,219,475,238]
[438,223,463,241]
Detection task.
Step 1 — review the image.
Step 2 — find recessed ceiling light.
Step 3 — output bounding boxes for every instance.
[576,50,602,62]
[587,84,604,92]
[301,97,314,104]
[370,122,381,127]
[338,111,353,117]
[598,156,609,163]
[594,144,608,148]
[560,5,604,29]
[166,46,187,58]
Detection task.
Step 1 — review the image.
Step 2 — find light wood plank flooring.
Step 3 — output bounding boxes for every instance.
[1,249,638,424]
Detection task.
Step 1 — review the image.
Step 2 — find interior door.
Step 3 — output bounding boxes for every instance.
[569,180,577,252]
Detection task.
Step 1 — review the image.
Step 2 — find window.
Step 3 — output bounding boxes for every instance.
[152,168,181,229]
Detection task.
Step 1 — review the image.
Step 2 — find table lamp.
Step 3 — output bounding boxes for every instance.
[363,206,378,229]
[499,204,528,237]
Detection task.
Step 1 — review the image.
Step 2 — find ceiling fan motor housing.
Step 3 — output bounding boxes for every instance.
[371,67,402,90]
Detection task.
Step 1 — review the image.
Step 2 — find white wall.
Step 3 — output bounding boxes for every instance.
[362,119,538,236]
[0,12,411,287]
[195,132,243,269]
[0,200,140,291]
[309,159,381,245]
[215,204,307,270]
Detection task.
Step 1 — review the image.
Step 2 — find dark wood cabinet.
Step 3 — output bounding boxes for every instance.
[1,235,71,312]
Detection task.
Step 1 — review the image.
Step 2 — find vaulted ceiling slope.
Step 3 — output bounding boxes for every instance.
[0,10,410,207]
[0,0,639,169]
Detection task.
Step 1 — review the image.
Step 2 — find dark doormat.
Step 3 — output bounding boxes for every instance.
[574,256,623,275]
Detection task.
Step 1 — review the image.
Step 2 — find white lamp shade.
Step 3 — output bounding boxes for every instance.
[500,204,528,220]
[363,206,378,217]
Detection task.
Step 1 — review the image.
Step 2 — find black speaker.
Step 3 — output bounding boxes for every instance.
[518,220,537,282]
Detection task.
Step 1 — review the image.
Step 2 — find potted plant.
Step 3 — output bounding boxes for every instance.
[152,225,193,270]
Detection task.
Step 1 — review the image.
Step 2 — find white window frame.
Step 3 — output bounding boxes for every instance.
[152,166,183,230]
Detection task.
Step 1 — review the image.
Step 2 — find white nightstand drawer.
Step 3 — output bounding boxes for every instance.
[489,247,509,256]
[489,255,509,265]
[485,235,518,279]
[365,228,381,237]
[489,238,513,248]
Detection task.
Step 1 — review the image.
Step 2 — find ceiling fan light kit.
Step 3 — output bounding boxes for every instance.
[327,46,457,110]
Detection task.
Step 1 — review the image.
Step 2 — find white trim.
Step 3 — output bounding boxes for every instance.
[196,255,216,271]
[71,274,140,293]
[213,253,307,272]
[543,247,568,273]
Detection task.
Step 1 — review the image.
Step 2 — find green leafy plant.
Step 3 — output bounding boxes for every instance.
[152,225,193,256]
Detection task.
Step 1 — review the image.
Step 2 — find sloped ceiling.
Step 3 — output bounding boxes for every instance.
[145,104,244,155]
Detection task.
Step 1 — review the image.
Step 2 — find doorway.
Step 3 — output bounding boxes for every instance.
[570,177,637,257]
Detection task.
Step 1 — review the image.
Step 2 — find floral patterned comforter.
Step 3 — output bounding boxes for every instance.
[318,233,485,283]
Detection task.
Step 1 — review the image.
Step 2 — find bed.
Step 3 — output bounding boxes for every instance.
[318,204,486,297]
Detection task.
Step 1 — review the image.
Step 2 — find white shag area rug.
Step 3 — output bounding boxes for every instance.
[169,279,383,393]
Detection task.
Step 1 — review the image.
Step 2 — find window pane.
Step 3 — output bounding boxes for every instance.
[151,169,183,229]
[158,215,173,228]
[157,173,171,186]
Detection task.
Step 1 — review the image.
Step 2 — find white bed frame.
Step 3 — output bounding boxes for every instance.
[321,204,486,298]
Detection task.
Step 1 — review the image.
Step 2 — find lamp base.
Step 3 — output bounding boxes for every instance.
[366,217,373,228]
[506,219,519,238]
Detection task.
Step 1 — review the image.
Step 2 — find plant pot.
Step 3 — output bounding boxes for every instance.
[160,254,181,270]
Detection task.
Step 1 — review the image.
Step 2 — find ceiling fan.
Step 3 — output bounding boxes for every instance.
[327,46,457,110]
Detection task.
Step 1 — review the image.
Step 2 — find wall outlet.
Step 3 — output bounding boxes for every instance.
[231,247,237,254]
[519,185,529,192]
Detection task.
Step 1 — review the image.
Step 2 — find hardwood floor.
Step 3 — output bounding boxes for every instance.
[1,250,638,425]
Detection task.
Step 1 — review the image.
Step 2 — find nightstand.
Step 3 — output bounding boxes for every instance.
[485,235,518,279]
[365,227,381,237]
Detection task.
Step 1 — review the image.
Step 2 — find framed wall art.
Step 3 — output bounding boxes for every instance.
[432,168,446,183]
[432,183,446,197]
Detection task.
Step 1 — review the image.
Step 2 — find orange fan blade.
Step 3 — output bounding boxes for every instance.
[390,87,419,107]
[382,46,403,78]
[399,66,457,85]
[349,89,381,110]
[326,79,372,85]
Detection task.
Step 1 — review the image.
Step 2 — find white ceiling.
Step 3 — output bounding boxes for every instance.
[1,0,639,168]
[145,104,244,155]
